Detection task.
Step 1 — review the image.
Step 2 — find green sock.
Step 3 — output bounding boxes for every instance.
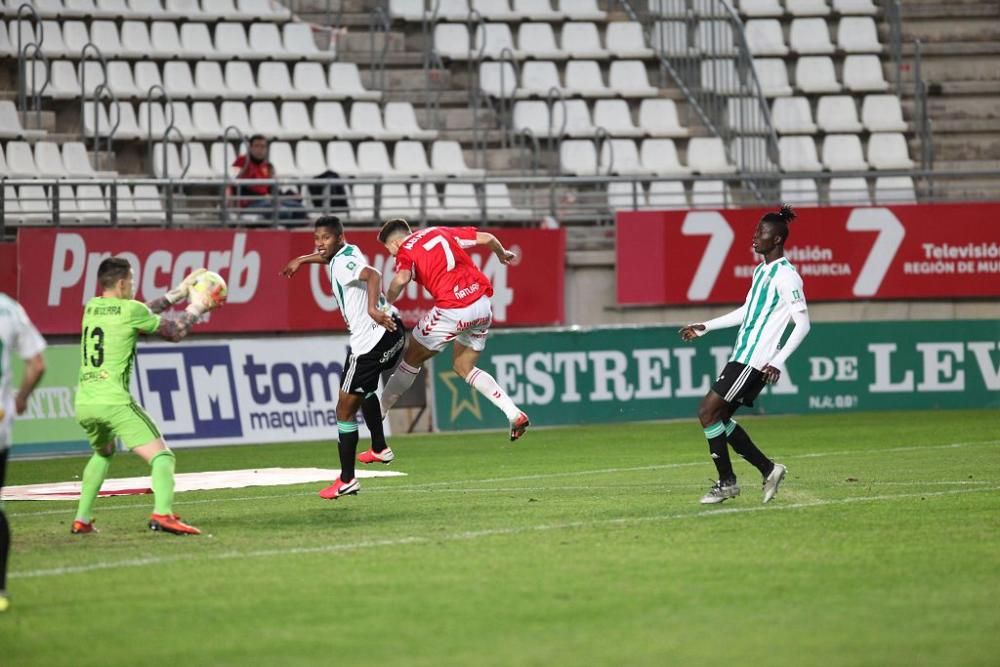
[75,453,112,522]
[150,450,176,516]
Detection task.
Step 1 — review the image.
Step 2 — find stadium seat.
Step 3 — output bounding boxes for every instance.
[329,63,381,100]
[39,21,69,59]
[739,0,783,17]
[351,101,400,140]
[356,140,396,176]
[434,23,471,60]
[195,0,234,20]
[440,182,479,220]
[609,61,657,97]
[267,140,299,176]
[745,20,788,56]
[150,21,183,58]
[752,58,794,97]
[486,183,532,219]
[828,177,871,204]
[641,138,690,175]
[513,100,553,136]
[561,22,608,59]
[87,21,126,58]
[163,62,198,100]
[63,142,98,177]
[822,134,868,170]
[867,133,914,170]
[472,0,518,20]
[393,140,434,177]
[564,60,613,97]
[833,0,878,15]
[291,62,332,99]
[837,17,881,53]
[816,95,862,132]
[431,140,485,177]
[559,139,598,175]
[518,61,563,98]
[519,23,566,60]
[182,22,217,59]
[479,61,519,97]
[408,183,447,219]
[786,0,831,16]
[428,0,471,21]
[295,140,328,177]
[474,23,522,59]
[38,141,72,178]
[696,21,736,55]
[780,177,820,204]
[286,23,334,61]
[177,142,211,179]
[36,61,80,99]
[120,20,153,58]
[129,0,174,19]
[778,136,822,172]
[701,59,740,94]
[639,98,688,137]
[165,101,198,139]
[771,97,818,134]
[558,99,597,137]
[219,101,253,136]
[326,140,360,177]
[789,18,834,54]
[646,180,689,209]
[346,183,375,220]
[514,0,562,21]
[208,142,238,177]
[390,0,425,21]
[687,137,737,174]
[727,97,769,133]
[606,22,654,59]
[192,101,224,139]
[106,61,141,98]
[607,181,647,211]
[18,185,51,222]
[5,140,40,178]
[843,55,888,91]
[650,21,689,56]
[75,184,109,222]
[189,62,227,99]
[27,0,65,19]
[249,101,283,139]
[594,99,644,138]
[215,22,254,59]
[132,184,168,222]
[558,0,605,20]
[600,139,650,176]
[795,56,840,93]
[133,61,165,99]
[0,100,40,139]
[874,176,916,204]
[861,95,907,132]
[311,101,361,140]
[56,185,81,222]
[385,102,438,140]
[241,0,291,21]
[691,180,731,208]
[62,20,90,55]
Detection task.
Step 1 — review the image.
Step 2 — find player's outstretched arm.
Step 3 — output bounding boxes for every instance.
[386,269,412,304]
[146,268,208,314]
[475,232,516,265]
[678,305,747,341]
[359,266,397,331]
[281,252,326,278]
[155,284,225,343]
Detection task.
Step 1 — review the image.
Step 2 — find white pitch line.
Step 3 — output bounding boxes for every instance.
[10,485,1000,580]
[7,439,999,519]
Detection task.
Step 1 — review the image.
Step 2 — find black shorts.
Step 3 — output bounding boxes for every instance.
[712,361,767,407]
[342,318,405,395]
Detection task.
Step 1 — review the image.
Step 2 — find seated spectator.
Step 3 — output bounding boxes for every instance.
[230,135,306,221]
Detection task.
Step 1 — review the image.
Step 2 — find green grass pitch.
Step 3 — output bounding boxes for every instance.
[3,409,999,666]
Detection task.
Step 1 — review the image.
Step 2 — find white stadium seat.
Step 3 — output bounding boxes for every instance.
[778,136,822,172]
[752,58,793,97]
[295,140,328,177]
[19,185,52,222]
[393,140,434,177]
[514,0,562,21]
[822,134,868,170]
[601,139,650,176]
[329,63,381,100]
[472,0,517,21]
[771,97,818,134]
[561,22,608,59]
[559,139,598,175]
[390,0,425,21]
[107,61,141,98]
[63,141,98,178]
[188,62,225,99]
[326,141,360,177]
[433,0,472,21]
[687,137,737,174]
[384,101,438,140]
[517,22,566,60]
[89,21,126,58]
[609,61,657,97]
[180,22,215,59]
[790,18,834,54]
[558,99,597,137]
[816,95,862,132]
[432,140,485,177]
[132,184,167,221]
[833,0,878,15]
[292,62,333,99]
[828,177,871,205]
[150,21,183,59]
[356,140,396,176]
[786,0,831,16]
[39,21,69,59]
[192,101,224,139]
[837,17,881,53]
[250,23,291,59]
[434,23,471,60]
[216,22,253,59]
[311,101,362,140]
[641,138,690,175]
[35,140,68,177]
[62,20,90,56]
[479,61,519,98]
[474,23,522,59]
[558,0,605,21]
[843,55,888,91]
[739,0,783,17]
[795,56,840,93]
[249,101,283,139]
[440,183,478,220]
[120,20,153,58]
[519,61,563,98]
[606,22,654,59]
[593,99,644,138]
[564,60,613,97]
[608,181,647,211]
[513,100,550,135]
[646,180,688,209]
[485,183,532,219]
[745,20,788,56]
[874,176,916,204]
[351,101,401,140]
[691,180,732,208]
[639,98,688,138]
[75,184,109,222]
[862,95,907,132]
[240,0,291,21]
[267,140,299,177]
[285,23,334,61]
[5,141,39,178]
[867,133,914,170]
[780,178,820,205]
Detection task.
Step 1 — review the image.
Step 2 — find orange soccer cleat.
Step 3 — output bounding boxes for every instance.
[71,519,97,534]
[318,478,360,500]
[358,447,394,465]
[148,514,201,535]
[509,412,530,442]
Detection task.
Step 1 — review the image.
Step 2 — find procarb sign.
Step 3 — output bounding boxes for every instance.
[616,203,1000,305]
[9,336,386,457]
[432,321,1000,431]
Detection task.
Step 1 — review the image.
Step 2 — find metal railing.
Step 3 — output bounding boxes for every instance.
[15,3,46,130]
[886,0,904,92]
[368,3,392,92]
[221,125,249,224]
[912,40,934,193]
[89,83,121,168]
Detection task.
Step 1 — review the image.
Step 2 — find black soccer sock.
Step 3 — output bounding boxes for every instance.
[725,419,774,478]
[0,508,9,592]
[703,422,736,484]
[361,392,387,453]
[337,421,359,483]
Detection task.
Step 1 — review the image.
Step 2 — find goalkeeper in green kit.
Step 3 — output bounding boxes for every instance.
[71,258,225,536]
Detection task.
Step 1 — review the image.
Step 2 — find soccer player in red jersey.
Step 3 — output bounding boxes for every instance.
[377,219,530,441]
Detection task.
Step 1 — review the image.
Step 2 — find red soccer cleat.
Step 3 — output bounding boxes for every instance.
[318,478,360,499]
[148,514,201,535]
[358,447,395,465]
[509,412,530,442]
[71,519,97,534]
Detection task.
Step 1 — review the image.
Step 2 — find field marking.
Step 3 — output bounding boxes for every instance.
[11,485,1000,580]
[8,439,999,519]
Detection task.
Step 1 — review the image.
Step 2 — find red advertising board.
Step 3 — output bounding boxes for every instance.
[0,243,15,297]
[18,227,565,334]
[617,203,1000,305]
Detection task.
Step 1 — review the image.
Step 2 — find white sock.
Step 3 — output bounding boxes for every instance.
[380,361,420,413]
[466,367,521,421]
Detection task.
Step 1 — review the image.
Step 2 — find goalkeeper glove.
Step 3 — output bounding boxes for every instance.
[164,268,208,305]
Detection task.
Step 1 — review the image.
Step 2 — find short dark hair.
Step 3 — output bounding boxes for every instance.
[248,134,267,145]
[378,218,412,244]
[97,257,133,290]
[315,215,344,236]
[761,204,796,243]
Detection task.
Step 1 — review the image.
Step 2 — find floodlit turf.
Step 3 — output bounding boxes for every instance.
[2,410,999,666]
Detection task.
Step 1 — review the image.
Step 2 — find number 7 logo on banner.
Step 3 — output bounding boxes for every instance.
[846,208,905,297]
[681,212,735,301]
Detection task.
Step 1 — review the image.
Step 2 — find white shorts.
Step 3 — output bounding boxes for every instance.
[412,295,493,353]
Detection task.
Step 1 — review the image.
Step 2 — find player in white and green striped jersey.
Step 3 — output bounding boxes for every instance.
[679,205,811,506]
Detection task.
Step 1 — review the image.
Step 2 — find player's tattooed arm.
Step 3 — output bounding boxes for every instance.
[281,252,327,277]
[155,311,200,343]
[386,269,412,304]
[145,296,173,314]
[475,232,516,265]
[359,266,397,331]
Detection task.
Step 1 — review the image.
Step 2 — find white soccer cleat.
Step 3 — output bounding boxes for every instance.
[762,463,787,504]
[700,479,741,505]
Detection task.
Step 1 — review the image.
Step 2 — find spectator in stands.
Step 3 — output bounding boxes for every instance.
[231,135,306,221]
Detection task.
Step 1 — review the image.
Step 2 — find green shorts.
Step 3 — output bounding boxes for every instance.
[76,402,162,450]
